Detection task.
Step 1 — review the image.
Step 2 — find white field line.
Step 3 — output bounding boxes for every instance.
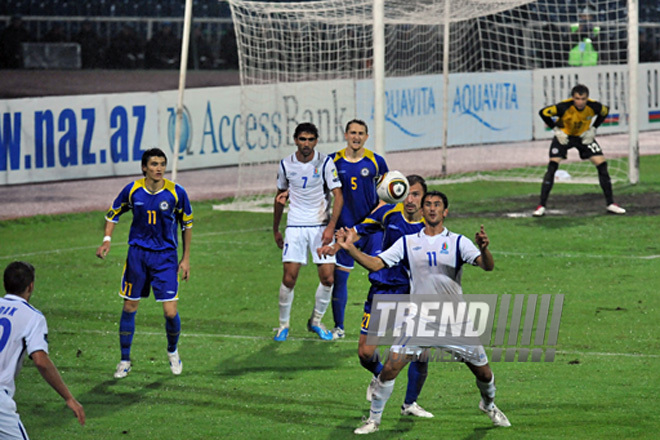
[0,228,268,259]
[4,243,658,261]
[60,328,660,359]
[494,250,660,260]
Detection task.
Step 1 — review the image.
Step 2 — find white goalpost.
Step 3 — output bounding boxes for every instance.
[225,0,638,201]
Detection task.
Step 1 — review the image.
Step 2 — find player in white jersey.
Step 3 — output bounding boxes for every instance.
[336,191,510,434]
[0,262,85,439]
[272,122,343,341]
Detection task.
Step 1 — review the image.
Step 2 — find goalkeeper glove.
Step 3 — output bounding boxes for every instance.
[581,127,596,145]
[553,127,569,145]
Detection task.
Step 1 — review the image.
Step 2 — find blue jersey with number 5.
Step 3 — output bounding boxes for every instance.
[331,148,388,228]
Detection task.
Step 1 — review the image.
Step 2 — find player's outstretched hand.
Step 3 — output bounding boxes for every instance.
[96,242,110,259]
[66,397,86,426]
[475,225,489,250]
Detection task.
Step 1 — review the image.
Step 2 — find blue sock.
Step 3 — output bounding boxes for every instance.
[359,351,384,376]
[331,269,350,329]
[119,310,137,361]
[404,361,428,405]
[165,313,181,353]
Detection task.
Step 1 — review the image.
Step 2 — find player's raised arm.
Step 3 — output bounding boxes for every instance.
[474,224,494,271]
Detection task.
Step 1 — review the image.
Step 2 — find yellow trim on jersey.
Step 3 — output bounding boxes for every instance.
[334,148,381,176]
[541,98,608,136]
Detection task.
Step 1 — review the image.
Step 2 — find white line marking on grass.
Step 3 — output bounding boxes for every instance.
[0,228,268,260]
[556,350,660,359]
[5,242,658,261]
[58,328,660,357]
[495,251,660,260]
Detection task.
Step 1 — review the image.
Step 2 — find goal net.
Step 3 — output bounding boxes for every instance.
[226,0,631,203]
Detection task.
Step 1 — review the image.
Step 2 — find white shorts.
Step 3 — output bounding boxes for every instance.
[282,226,336,265]
[0,391,29,440]
[390,344,489,367]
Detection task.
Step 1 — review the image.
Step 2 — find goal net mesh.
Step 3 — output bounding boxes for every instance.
[227,0,629,203]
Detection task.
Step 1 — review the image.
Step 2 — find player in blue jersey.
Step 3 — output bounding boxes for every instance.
[319,175,433,418]
[328,119,388,340]
[96,148,193,378]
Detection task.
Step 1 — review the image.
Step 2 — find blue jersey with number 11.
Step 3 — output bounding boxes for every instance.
[105,178,193,251]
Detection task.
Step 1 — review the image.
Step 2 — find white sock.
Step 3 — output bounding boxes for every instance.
[278,283,294,326]
[311,282,332,324]
[476,374,496,409]
[369,378,395,424]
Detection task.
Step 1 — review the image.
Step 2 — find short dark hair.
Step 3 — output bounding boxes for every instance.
[345,119,368,134]
[571,84,589,97]
[294,122,319,140]
[4,261,35,295]
[406,174,427,195]
[422,190,449,209]
[141,148,167,176]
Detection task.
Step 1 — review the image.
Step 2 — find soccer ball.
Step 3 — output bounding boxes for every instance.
[376,171,410,204]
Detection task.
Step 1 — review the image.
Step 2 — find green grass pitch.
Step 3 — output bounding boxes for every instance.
[1,156,659,439]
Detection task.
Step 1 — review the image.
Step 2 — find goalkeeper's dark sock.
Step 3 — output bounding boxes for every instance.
[597,162,614,205]
[404,361,428,405]
[331,269,350,330]
[165,313,181,353]
[539,161,559,206]
[119,310,137,361]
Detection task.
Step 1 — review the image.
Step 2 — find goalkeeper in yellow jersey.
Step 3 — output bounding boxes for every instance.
[533,84,625,217]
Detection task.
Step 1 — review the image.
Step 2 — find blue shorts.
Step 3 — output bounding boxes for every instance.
[360,283,409,335]
[336,231,383,269]
[120,246,179,302]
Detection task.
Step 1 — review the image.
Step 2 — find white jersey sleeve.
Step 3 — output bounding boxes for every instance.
[0,295,49,398]
[377,236,406,268]
[276,159,289,191]
[322,156,342,192]
[459,235,481,266]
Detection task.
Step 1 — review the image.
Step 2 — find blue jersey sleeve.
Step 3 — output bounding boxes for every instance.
[355,203,395,237]
[105,181,137,223]
[376,154,389,177]
[175,184,193,230]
